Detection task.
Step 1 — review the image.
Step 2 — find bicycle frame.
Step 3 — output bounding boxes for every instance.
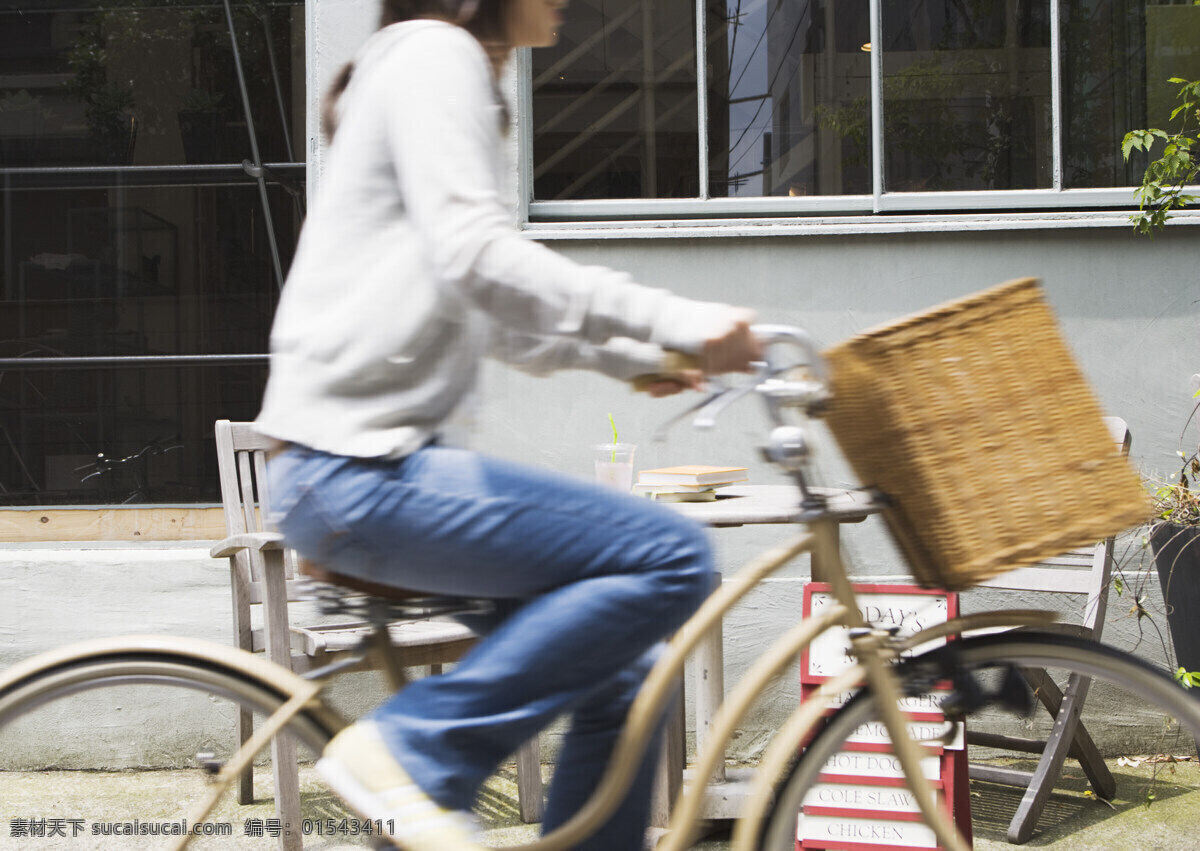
[122,515,1057,851]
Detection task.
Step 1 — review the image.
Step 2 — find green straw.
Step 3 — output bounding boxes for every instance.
[608,413,618,461]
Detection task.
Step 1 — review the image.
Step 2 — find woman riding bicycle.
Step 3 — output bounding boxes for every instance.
[254,0,760,848]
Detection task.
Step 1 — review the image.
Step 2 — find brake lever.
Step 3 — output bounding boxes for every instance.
[651,378,734,442]
[651,323,826,441]
[691,361,770,429]
[651,361,777,441]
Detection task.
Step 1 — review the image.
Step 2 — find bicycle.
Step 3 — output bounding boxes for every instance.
[76,437,184,503]
[3,278,1200,851]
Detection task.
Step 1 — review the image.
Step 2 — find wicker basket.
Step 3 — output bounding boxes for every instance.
[822,277,1149,590]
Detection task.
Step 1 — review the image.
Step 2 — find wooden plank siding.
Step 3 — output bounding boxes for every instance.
[0,507,226,542]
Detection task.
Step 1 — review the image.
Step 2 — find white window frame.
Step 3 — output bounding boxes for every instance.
[515,0,1200,236]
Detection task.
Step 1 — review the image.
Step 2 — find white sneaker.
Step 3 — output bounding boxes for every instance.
[317,720,481,851]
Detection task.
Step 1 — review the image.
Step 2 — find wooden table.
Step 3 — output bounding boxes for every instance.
[651,484,880,824]
[670,483,877,531]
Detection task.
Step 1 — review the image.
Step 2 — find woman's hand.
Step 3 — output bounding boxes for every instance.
[639,369,705,397]
[632,309,761,394]
[633,309,761,395]
[699,308,761,375]
[631,351,704,396]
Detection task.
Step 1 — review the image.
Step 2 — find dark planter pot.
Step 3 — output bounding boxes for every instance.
[90,113,137,165]
[178,111,226,164]
[1150,522,1200,754]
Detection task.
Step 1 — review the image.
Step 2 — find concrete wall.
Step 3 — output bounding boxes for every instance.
[0,544,391,770]
[1,224,1196,769]
[463,223,1199,759]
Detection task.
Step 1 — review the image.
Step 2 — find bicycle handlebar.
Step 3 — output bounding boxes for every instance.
[76,440,183,482]
[750,323,828,382]
[653,324,830,441]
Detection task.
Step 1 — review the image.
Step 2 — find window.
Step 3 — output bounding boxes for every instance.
[526,0,1200,217]
[0,1,304,505]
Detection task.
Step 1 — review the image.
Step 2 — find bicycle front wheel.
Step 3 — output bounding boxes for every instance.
[758,632,1200,851]
[0,636,361,849]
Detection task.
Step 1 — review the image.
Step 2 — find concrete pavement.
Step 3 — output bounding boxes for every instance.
[3,754,1199,849]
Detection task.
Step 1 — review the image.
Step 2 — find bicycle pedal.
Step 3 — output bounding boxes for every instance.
[195,751,223,775]
[996,664,1035,715]
[940,665,1034,717]
[847,626,901,641]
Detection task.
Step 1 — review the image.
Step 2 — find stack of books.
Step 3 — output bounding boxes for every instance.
[632,465,748,502]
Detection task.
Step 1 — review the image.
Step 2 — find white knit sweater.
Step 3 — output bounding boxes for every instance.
[256,20,740,459]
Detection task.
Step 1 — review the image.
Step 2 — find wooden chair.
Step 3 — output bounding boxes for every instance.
[964,416,1131,844]
[211,420,544,844]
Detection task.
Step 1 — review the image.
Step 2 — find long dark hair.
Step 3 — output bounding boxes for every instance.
[323,0,509,139]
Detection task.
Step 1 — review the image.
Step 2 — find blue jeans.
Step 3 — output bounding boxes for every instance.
[268,443,714,850]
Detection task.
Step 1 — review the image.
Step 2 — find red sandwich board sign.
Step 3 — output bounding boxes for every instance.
[797,583,971,850]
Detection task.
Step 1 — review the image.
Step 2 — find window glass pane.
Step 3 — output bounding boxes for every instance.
[1063,0,1200,189]
[707,0,872,197]
[530,0,699,200]
[880,0,1052,192]
[0,178,294,504]
[3,182,292,356]
[0,2,304,168]
[0,0,302,505]
[0,360,267,504]
[1062,0,1143,188]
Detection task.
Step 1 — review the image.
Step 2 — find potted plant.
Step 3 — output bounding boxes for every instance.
[82,80,137,165]
[177,88,227,164]
[1108,384,1200,756]
[1146,387,1200,690]
[63,15,138,166]
[1120,80,1200,756]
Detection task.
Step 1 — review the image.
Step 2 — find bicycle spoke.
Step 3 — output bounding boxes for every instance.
[0,656,372,850]
[757,633,1200,851]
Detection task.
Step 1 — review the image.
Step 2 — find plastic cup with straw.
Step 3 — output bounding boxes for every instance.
[594,414,636,491]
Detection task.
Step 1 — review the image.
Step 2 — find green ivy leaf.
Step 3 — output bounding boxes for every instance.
[1174,667,1200,689]
[1126,78,1200,234]
[1121,133,1137,160]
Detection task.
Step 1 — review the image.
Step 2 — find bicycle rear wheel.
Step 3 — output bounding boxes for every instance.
[0,637,365,849]
[757,632,1200,851]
